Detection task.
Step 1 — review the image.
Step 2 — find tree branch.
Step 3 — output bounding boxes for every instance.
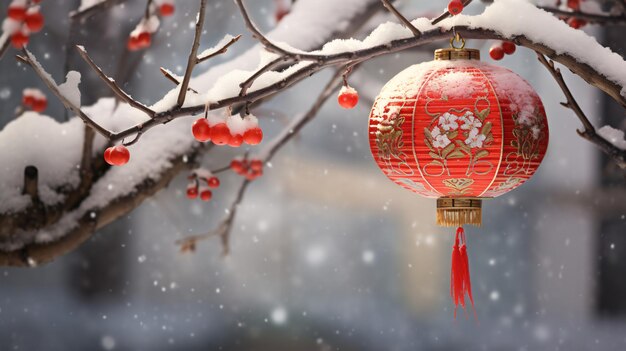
[536,53,626,169]
[431,0,473,25]
[196,35,242,63]
[176,0,207,107]
[380,0,421,37]
[539,7,626,25]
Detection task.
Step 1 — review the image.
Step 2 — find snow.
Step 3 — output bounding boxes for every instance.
[58,71,82,107]
[77,0,105,12]
[598,125,626,150]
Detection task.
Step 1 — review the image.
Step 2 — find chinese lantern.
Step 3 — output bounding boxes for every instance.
[368,40,549,317]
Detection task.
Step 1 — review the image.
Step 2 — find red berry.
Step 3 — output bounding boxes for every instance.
[246,169,263,181]
[127,36,140,51]
[207,176,220,188]
[210,123,231,145]
[489,45,504,60]
[186,186,198,199]
[250,160,263,172]
[567,17,587,29]
[243,127,263,145]
[25,12,44,32]
[8,6,26,21]
[231,159,244,174]
[160,3,175,16]
[200,189,212,201]
[192,118,211,142]
[228,134,243,147]
[447,0,464,16]
[138,32,151,48]
[22,95,35,107]
[10,32,29,49]
[502,41,516,55]
[109,145,130,166]
[338,88,359,109]
[275,8,289,22]
[32,98,47,112]
[104,147,114,165]
[567,0,580,10]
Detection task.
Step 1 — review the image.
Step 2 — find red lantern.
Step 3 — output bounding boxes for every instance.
[368,43,548,317]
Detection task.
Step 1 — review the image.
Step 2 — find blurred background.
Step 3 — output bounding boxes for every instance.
[1,0,626,350]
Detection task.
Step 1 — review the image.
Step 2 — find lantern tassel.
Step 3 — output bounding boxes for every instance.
[451,226,476,320]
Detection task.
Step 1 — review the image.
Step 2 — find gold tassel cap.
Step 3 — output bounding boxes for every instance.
[434,33,480,61]
[436,198,482,227]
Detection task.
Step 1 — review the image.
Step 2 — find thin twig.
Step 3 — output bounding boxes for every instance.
[176,0,207,107]
[76,45,156,117]
[238,56,293,97]
[234,0,296,56]
[432,0,473,25]
[536,53,626,169]
[159,67,198,93]
[196,35,242,63]
[380,0,421,37]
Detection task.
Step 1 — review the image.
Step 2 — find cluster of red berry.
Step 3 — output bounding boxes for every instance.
[4,0,44,49]
[447,0,464,15]
[230,158,263,181]
[192,114,263,147]
[186,169,220,201]
[489,41,516,61]
[103,145,130,166]
[21,88,47,112]
[563,0,587,29]
[127,0,175,51]
[337,85,359,109]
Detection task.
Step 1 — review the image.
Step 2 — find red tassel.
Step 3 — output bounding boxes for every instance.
[450,226,476,319]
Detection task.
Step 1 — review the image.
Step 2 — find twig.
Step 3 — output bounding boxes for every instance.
[76,45,156,117]
[0,33,10,61]
[17,49,114,139]
[159,67,198,93]
[238,56,293,97]
[234,0,295,56]
[537,53,626,169]
[176,0,207,107]
[197,35,242,63]
[538,7,626,25]
[380,0,421,37]
[70,0,128,21]
[432,0,473,25]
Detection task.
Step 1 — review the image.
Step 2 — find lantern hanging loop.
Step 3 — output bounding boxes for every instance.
[449,32,465,49]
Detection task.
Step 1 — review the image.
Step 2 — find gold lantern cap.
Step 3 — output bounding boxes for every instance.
[436,198,482,227]
[434,33,480,61]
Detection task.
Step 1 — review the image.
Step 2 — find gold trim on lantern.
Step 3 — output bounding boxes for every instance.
[436,198,483,227]
[434,48,481,61]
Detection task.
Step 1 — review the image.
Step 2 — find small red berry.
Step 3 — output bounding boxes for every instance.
[447,0,464,16]
[186,186,198,199]
[160,3,175,16]
[25,12,44,32]
[275,8,289,22]
[567,17,587,29]
[246,169,263,181]
[22,95,35,107]
[10,32,29,49]
[210,123,232,145]
[127,36,140,51]
[207,176,220,188]
[103,147,114,165]
[243,127,263,145]
[8,6,26,21]
[228,134,243,147]
[192,118,211,142]
[200,189,212,201]
[32,98,47,112]
[489,45,504,61]
[250,160,263,172]
[338,87,359,109]
[138,32,151,48]
[566,0,580,10]
[109,145,130,166]
[502,41,516,55]
[231,159,244,174]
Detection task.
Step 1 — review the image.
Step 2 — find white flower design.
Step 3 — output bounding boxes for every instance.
[531,125,541,140]
[438,112,459,131]
[460,111,482,131]
[431,126,451,149]
[464,128,486,148]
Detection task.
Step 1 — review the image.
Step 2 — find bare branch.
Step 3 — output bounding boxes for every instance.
[432,0,473,25]
[238,56,293,97]
[159,67,199,93]
[234,0,296,56]
[380,0,421,37]
[539,7,626,25]
[196,35,242,63]
[18,49,114,139]
[176,0,208,107]
[537,53,626,169]
[0,34,10,61]
[76,45,156,118]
